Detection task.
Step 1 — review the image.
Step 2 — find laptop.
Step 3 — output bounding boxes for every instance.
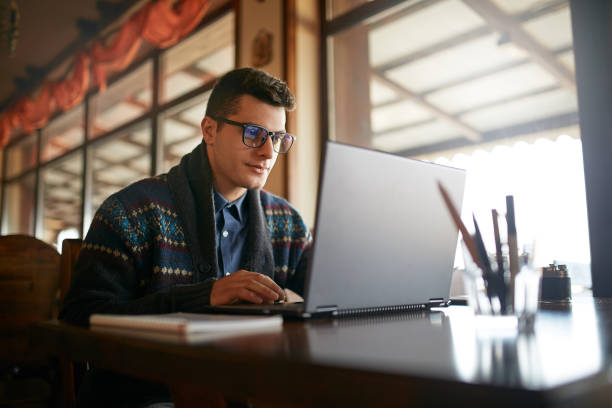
[211,141,466,318]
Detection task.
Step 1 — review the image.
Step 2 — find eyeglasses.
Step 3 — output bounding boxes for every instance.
[211,116,295,154]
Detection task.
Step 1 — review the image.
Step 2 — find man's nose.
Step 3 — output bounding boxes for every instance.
[257,135,275,158]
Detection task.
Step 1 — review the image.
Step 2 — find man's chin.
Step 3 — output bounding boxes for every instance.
[243,177,268,191]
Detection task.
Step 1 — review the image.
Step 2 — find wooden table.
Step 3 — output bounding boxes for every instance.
[31,297,612,407]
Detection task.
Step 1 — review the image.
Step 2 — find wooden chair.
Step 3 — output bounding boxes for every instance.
[59,238,82,305]
[0,234,61,407]
[58,238,83,408]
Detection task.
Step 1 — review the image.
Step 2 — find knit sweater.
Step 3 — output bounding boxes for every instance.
[60,142,311,327]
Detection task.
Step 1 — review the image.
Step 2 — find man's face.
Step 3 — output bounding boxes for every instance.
[202,94,285,200]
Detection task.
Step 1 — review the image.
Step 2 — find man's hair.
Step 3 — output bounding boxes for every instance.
[205,68,296,119]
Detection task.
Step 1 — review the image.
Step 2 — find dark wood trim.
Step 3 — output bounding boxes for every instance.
[0,137,7,232]
[82,146,93,237]
[79,97,90,238]
[319,0,329,157]
[151,52,161,177]
[284,0,297,202]
[233,0,241,67]
[569,0,612,296]
[33,129,42,237]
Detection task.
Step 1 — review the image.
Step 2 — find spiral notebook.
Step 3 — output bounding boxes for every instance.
[212,141,466,318]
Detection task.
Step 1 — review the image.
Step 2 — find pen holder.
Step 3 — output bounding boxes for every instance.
[513,264,541,331]
[461,242,541,333]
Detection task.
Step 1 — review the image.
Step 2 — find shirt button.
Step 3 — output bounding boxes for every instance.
[222,230,229,238]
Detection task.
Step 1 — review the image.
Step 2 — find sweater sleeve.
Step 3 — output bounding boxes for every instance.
[59,195,215,327]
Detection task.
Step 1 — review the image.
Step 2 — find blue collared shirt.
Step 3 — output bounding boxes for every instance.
[213,189,248,278]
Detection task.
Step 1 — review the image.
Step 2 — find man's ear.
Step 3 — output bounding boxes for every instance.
[201,116,217,145]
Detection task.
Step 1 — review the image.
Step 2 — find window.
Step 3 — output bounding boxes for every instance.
[90,121,151,214]
[89,62,153,139]
[40,152,83,246]
[326,0,371,19]
[6,133,37,179]
[0,7,235,243]
[161,13,234,103]
[2,174,36,235]
[325,0,587,283]
[41,104,85,163]
[159,92,210,172]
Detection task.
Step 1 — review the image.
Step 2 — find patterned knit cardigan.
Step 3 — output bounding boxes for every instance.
[60,143,311,326]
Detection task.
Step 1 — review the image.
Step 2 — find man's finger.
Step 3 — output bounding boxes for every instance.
[253,273,285,300]
[244,281,281,302]
[232,270,285,300]
[238,288,263,304]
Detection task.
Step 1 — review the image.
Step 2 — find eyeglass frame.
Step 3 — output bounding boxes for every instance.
[210,116,296,154]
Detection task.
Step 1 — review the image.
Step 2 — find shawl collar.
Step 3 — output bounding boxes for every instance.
[166,142,275,281]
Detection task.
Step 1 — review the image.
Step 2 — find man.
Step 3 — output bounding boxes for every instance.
[60,68,310,407]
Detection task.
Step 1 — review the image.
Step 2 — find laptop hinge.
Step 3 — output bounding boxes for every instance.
[316,305,338,313]
[428,298,446,306]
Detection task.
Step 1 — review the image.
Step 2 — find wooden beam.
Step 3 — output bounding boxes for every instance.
[375,0,569,74]
[461,0,576,92]
[396,111,578,157]
[91,152,149,176]
[371,70,481,141]
[454,85,560,117]
[376,26,492,73]
[420,45,572,97]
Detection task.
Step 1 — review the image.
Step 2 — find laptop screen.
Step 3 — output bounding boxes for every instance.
[304,142,466,313]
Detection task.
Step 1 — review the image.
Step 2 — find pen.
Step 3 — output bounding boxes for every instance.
[506,195,519,310]
[491,209,504,276]
[472,214,496,301]
[491,209,507,313]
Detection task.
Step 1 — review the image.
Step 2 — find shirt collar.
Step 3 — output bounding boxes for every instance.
[213,189,247,222]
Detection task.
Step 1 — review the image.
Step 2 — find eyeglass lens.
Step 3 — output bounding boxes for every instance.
[243,125,293,153]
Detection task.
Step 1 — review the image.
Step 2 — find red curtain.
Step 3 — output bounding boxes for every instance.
[0,0,210,148]
[91,6,148,91]
[53,54,91,111]
[14,81,56,133]
[143,0,211,48]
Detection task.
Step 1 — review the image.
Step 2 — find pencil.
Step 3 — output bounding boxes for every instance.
[437,182,484,270]
[491,209,507,312]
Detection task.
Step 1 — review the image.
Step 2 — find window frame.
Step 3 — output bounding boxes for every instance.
[0,3,236,242]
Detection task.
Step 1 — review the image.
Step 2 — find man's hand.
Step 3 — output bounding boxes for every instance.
[210,270,286,306]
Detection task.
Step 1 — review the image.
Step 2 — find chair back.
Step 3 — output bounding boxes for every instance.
[59,238,83,304]
[59,238,83,408]
[0,234,60,364]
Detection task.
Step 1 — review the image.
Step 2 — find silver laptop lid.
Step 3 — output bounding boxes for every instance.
[304,142,466,313]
